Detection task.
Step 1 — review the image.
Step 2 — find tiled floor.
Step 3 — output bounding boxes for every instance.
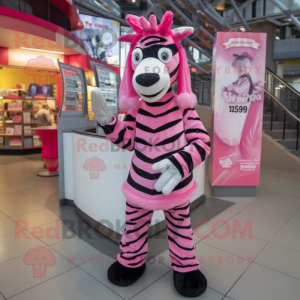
[0,154,300,299]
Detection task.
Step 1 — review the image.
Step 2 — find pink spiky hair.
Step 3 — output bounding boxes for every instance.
[118,11,197,111]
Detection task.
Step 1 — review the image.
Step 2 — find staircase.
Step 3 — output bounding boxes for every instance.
[263,68,300,160]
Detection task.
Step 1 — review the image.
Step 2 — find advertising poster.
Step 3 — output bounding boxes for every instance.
[72,14,120,66]
[211,32,267,186]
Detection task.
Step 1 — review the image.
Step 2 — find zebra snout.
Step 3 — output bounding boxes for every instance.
[135,73,160,87]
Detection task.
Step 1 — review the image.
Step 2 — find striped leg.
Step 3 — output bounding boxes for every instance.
[117,201,154,268]
[164,202,200,273]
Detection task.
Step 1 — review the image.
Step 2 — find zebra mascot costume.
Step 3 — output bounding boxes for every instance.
[91,11,211,297]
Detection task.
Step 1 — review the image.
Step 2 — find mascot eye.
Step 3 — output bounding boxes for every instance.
[158,48,172,63]
[132,48,143,64]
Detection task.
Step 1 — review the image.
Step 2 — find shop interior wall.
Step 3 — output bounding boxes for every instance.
[0,67,57,90]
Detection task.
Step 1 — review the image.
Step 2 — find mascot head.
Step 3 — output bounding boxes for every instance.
[118,11,197,110]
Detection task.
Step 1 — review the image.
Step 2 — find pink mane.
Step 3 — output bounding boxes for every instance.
[118,11,197,110]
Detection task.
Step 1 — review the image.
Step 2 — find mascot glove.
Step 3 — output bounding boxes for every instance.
[91,87,113,126]
[152,159,182,195]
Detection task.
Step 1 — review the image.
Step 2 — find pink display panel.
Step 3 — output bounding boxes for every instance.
[210,32,267,186]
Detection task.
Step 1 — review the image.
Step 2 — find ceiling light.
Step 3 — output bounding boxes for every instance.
[283,18,292,22]
[20,47,64,54]
[275,36,280,40]
[216,1,225,11]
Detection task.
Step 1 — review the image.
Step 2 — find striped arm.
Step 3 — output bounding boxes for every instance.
[168,108,210,178]
[98,110,137,151]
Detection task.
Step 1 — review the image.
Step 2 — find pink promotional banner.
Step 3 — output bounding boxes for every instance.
[210,32,267,186]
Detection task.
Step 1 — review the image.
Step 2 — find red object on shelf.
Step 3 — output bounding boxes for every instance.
[6,95,21,99]
[34,127,58,173]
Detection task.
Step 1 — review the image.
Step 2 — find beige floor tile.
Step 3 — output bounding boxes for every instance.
[81,253,171,300]
[222,214,283,242]
[0,199,44,216]
[0,211,7,219]
[50,238,102,266]
[0,231,46,263]
[28,220,75,246]
[0,185,18,196]
[21,186,59,199]
[0,191,31,205]
[0,246,75,299]
[270,227,300,252]
[202,226,267,262]
[254,243,300,279]
[257,191,300,207]
[283,216,300,233]
[11,208,59,229]
[9,267,123,300]
[238,204,291,227]
[130,271,224,300]
[254,198,299,215]
[294,208,300,218]
[228,263,300,300]
[8,178,59,192]
[0,217,27,237]
[194,242,250,295]
[193,203,250,241]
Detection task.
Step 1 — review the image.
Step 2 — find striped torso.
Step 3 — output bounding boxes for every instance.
[100,89,210,210]
[128,91,193,199]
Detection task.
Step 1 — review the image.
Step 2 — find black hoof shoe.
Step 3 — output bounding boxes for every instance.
[173,269,207,297]
[107,261,146,286]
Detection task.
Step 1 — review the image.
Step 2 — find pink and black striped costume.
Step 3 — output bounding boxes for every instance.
[99,12,210,272]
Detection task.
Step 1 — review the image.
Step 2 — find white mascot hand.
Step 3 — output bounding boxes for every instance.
[91,88,113,126]
[152,159,182,195]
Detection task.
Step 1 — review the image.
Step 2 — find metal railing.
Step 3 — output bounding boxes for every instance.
[195,81,212,106]
[265,67,300,118]
[196,76,300,151]
[265,90,300,151]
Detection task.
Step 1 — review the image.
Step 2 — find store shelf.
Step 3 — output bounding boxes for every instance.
[0,122,22,124]
[0,110,35,112]
[1,99,56,101]
[66,88,82,93]
[0,145,24,150]
[0,134,22,137]
[24,122,37,125]
[64,75,81,81]
[24,134,36,137]
[24,146,42,149]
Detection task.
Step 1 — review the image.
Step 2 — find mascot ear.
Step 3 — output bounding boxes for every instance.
[172,27,194,41]
[118,47,140,111]
[118,34,136,42]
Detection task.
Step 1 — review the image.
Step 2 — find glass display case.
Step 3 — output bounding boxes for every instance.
[58,61,88,117]
[0,67,57,150]
[90,61,119,115]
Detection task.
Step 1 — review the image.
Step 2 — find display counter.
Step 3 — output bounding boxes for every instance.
[61,127,206,243]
